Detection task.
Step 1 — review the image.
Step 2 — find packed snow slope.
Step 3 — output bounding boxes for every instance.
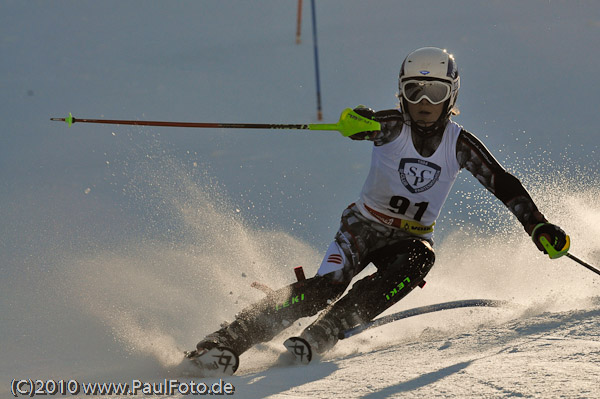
[1,1,599,398]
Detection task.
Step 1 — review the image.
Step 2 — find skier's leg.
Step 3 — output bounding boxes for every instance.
[300,237,435,354]
[196,273,348,356]
[195,204,371,356]
[195,202,397,356]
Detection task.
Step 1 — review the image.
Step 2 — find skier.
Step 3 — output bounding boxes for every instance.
[190,47,570,365]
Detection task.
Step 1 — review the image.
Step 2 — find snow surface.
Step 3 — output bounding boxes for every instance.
[2,1,600,398]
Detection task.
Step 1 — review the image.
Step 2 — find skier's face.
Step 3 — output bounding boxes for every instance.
[406,99,444,127]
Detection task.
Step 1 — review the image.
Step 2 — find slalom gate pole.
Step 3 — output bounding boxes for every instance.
[50,108,381,137]
[296,0,303,44]
[310,0,323,120]
[566,253,600,277]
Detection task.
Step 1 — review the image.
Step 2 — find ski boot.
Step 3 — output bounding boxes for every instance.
[184,330,240,376]
[284,296,364,363]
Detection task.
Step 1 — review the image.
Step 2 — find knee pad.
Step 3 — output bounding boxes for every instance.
[338,240,435,322]
[369,238,435,280]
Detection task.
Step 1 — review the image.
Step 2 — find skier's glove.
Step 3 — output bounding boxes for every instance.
[349,106,380,141]
[531,222,570,259]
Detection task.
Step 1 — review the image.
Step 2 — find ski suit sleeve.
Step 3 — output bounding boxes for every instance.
[456,129,547,234]
[349,108,405,146]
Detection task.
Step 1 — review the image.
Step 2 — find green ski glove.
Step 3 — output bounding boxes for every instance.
[347,106,380,140]
[328,106,380,138]
[531,222,570,259]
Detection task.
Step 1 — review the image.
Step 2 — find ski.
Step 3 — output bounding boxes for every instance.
[282,299,505,366]
[283,336,313,365]
[340,299,507,340]
[183,346,239,376]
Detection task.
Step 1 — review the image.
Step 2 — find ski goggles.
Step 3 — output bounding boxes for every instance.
[401,79,452,105]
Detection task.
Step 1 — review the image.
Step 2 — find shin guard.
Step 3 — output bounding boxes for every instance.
[197,275,347,355]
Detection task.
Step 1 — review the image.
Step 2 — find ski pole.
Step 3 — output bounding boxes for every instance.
[566,253,600,276]
[539,235,599,276]
[50,108,380,138]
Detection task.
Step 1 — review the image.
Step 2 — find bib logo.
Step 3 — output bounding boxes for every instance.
[399,158,441,193]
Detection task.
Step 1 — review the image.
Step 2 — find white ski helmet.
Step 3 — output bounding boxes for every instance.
[398,47,460,129]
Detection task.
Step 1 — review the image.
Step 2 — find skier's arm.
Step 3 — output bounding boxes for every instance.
[456,129,547,235]
[349,107,404,146]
